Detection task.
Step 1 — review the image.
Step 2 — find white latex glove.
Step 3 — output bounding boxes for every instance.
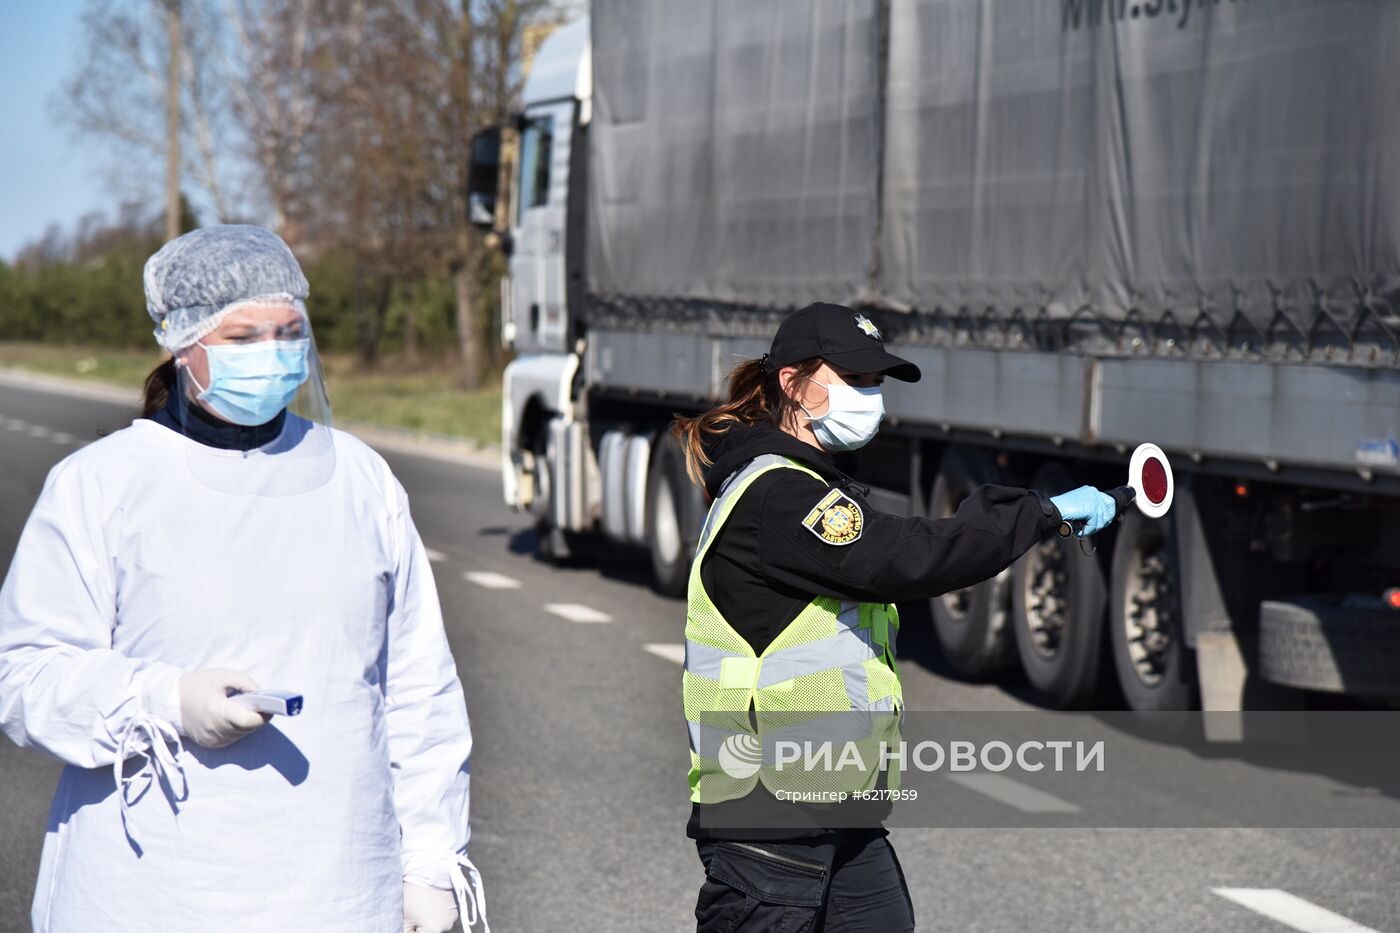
[403,881,459,933]
[178,669,271,749]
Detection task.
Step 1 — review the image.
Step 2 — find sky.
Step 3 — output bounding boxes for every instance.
[0,0,586,264]
[0,0,117,262]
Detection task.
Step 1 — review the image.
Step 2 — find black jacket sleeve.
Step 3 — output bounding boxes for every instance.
[747,471,1063,604]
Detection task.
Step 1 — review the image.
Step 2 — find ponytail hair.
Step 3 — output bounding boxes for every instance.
[141,358,177,418]
[673,356,824,489]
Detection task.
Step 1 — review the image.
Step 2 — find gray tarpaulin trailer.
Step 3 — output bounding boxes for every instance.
[474,0,1400,712]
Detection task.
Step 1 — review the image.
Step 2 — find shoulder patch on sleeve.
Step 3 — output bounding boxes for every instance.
[800,489,864,545]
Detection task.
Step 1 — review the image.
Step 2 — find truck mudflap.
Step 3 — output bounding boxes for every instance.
[501,352,580,511]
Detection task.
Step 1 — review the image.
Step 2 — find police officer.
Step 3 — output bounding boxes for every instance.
[673,302,1117,932]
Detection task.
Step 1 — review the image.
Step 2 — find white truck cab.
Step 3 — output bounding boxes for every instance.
[506,18,588,357]
[469,19,593,537]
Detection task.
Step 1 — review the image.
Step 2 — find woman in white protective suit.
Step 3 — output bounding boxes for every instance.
[0,225,488,932]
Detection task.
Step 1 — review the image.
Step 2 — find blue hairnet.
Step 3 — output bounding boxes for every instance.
[143,224,310,350]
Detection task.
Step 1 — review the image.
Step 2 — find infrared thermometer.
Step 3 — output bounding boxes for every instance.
[229,690,304,717]
[1058,442,1175,538]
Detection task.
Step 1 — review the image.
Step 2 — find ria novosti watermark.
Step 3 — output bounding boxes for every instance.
[688,711,1400,829]
[721,735,1105,781]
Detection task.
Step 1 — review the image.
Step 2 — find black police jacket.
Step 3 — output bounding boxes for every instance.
[697,421,1063,656]
[688,421,1063,841]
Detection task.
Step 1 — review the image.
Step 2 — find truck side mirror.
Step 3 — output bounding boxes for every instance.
[467,126,502,230]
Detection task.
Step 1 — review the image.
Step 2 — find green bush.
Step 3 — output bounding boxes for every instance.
[1,218,505,371]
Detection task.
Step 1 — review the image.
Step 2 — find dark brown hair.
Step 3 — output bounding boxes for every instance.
[673,356,824,489]
[141,358,177,418]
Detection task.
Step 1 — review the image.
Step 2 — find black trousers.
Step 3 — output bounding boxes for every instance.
[694,830,916,932]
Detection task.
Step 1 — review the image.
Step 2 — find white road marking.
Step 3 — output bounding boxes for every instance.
[1213,889,1383,933]
[643,643,686,664]
[545,603,613,624]
[424,548,447,562]
[50,432,75,445]
[942,773,1081,814]
[5,419,27,431]
[26,425,50,438]
[464,571,522,590]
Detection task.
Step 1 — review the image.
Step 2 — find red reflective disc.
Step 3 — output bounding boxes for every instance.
[1141,458,1168,504]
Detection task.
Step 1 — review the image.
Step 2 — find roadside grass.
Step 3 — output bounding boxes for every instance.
[0,341,160,389]
[320,355,502,448]
[0,342,501,448]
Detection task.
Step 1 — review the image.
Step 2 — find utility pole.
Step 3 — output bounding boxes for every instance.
[165,0,182,241]
[455,0,482,390]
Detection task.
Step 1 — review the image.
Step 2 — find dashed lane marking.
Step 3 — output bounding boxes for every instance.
[464,571,522,590]
[5,419,28,430]
[50,432,75,445]
[26,425,50,438]
[942,773,1080,814]
[643,643,686,664]
[545,603,613,624]
[1213,889,1382,933]
[424,548,447,562]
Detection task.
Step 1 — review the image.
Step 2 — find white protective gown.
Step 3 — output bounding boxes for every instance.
[0,418,476,932]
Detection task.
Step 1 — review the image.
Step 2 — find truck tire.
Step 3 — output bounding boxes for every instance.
[1109,510,1194,711]
[646,435,691,597]
[928,446,1014,677]
[1011,464,1106,708]
[1259,597,1400,697]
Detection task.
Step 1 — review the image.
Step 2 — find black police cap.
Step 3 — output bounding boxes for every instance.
[762,302,921,383]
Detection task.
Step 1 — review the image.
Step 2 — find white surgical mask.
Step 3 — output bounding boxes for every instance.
[188,338,310,426]
[803,381,884,452]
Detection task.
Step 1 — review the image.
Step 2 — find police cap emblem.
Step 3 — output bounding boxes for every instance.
[854,313,881,341]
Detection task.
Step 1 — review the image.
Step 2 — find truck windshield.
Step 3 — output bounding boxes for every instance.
[518,115,553,223]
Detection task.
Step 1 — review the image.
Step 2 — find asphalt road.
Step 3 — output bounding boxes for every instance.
[1,379,1398,932]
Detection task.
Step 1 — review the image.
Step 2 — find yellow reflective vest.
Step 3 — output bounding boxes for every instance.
[683,455,903,804]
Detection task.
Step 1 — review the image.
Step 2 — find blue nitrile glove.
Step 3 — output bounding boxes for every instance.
[1050,486,1118,537]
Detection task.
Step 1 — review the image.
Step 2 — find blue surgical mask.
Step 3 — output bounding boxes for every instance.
[192,338,310,426]
[803,381,885,452]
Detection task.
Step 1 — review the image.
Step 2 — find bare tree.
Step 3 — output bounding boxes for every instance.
[220,0,346,233]
[14,224,72,271]
[56,0,241,226]
[282,0,557,376]
[56,0,572,377]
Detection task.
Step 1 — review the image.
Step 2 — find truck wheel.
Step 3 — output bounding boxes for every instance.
[928,446,1014,677]
[1110,510,1194,710]
[1260,597,1400,697]
[646,436,691,597]
[1011,465,1106,708]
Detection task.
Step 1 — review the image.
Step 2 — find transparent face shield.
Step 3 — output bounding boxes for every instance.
[169,296,336,496]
